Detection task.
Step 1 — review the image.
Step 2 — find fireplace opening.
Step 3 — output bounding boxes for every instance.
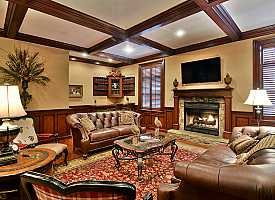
[184,102,219,136]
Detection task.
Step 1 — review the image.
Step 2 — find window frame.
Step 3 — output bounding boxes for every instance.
[138,60,165,110]
[253,37,275,120]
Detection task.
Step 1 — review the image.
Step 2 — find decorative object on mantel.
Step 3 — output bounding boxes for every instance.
[0,48,50,108]
[244,88,272,127]
[69,85,83,98]
[0,84,26,166]
[154,117,162,137]
[224,73,232,88]
[173,78,179,89]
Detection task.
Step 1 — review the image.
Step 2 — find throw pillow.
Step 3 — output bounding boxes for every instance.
[229,135,258,155]
[119,111,135,125]
[80,115,96,132]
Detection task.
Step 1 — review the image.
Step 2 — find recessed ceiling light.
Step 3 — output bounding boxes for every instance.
[95,62,100,65]
[70,57,76,61]
[175,30,185,37]
[108,58,113,62]
[82,52,89,57]
[123,45,134,54]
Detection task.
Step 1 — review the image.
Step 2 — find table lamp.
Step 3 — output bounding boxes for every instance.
[0,84,27,165]
[244,88,272,127]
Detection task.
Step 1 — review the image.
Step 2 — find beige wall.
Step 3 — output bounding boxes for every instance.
[121,38,257,112]
[0,37,69,111]
[69,61,122,106]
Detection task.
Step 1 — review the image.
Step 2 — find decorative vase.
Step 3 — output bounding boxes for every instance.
[173,78,179,89]
[224,73,232,88]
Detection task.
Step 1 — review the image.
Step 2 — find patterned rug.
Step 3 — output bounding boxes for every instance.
[54,131,227,199]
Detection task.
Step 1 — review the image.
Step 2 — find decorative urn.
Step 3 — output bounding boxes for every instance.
[173,78,179,89]
[224,73,232,88]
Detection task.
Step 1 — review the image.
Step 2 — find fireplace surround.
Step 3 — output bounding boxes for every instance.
[173,88,233,138]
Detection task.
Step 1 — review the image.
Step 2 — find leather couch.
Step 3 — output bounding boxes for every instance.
[158,126,275,200]
[66,111,143,158]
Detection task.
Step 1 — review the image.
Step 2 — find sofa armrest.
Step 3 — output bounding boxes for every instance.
[219,164,275,200]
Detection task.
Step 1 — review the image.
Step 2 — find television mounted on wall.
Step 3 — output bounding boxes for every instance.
[181,57,221,84]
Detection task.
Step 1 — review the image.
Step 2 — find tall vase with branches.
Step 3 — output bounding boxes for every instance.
[0,48,50,108]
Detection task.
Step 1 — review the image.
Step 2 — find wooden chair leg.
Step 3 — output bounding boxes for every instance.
[63,148,68,166]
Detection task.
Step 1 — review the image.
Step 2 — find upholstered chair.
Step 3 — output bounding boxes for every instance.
[21,171,153,200]
[11,117,68,165]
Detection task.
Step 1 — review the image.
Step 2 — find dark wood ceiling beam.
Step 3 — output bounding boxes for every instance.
[241,24,275,40]
[208,0,229,7]
[14,32,87,52]
[87,37,123,54]
[94,52,133,64]
[4,1,28,38]
[126,0,201,37]
[69,56,116,67]
[7,0,126,39]
[129,36,174,55]
[194,0,241,40]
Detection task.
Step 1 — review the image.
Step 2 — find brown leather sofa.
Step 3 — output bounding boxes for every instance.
[158,126,275,200]
[66,111,143,158]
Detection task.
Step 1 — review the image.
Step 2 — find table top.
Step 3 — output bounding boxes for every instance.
[0,148,55,177]
[114,132,176,153]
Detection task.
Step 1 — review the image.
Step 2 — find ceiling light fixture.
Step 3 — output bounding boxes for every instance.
[124,45,134,54]
[175,30,185,37]
[95,62,100,65]
[70,57,76,61]
[108,58,113,62]
[82,52,89,57]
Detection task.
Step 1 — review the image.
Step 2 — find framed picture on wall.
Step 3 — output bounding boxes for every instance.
[69,85,83,98]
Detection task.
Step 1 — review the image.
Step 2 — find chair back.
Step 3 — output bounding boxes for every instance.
[21,171,136,200]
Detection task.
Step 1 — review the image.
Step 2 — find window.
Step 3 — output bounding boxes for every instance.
[254,38,275,117]
[139,60,164,109]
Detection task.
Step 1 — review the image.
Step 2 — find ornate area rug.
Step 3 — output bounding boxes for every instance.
[54,147,198,200]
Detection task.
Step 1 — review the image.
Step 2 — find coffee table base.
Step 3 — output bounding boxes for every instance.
[112,140,178,181]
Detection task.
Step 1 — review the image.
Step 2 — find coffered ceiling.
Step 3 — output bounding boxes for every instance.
[0,0,275,67]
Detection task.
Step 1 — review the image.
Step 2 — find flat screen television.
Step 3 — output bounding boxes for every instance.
[181,57,221,84]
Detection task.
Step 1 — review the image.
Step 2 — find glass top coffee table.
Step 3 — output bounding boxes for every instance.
[112,132,178,180]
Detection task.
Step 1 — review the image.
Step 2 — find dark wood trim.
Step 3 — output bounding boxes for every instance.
[69,56,116,67]
[194,1,240,40]
[94,52,133,64]
[253,40,262,89]
[129,36,174,55]
[175,36,232,54]
[14,32,87,52]
[8,0,126,39]
[87,37,124,54]
[4,1,28,38]
[126,0,201,37]
[241,24,275,40]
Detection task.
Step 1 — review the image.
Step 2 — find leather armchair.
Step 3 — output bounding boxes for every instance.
[158,126,275,200]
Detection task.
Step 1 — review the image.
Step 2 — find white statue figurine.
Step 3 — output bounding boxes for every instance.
[154,117,162,137]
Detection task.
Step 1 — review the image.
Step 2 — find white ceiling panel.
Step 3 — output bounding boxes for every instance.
[20,9,111,48]
[103,41,160,59]
[223,0,275,32]
[69,51,120,64]
[0,1,8,29]
[53,0,187,29]
[142,12,226,49]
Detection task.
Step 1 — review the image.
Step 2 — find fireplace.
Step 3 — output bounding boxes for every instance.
[184,102,219,136]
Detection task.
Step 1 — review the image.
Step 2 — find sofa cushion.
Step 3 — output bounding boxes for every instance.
[243,126,259,137]
[89,128,120,142]
[257,126,275,140]
[80,115,96,132]
[104,117,112,128]
[229,135,258,155]
[112,125,132,136]
[111,116,118,127]
[119,111,135,125]
[95,119,103,129]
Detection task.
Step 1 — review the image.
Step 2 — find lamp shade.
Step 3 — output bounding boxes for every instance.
[0,85,27,118]
[244,89,272,106]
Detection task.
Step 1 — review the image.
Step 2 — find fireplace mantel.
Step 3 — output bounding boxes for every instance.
[173,87,233,137]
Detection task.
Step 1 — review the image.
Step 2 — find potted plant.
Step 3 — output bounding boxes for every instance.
[0,48,50,108]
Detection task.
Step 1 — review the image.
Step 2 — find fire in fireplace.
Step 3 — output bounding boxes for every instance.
[184,102,219,136]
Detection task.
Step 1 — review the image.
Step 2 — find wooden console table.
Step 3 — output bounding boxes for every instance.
[0,148,55,199]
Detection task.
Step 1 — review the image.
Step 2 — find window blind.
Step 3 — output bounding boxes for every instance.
[262,47,275,116]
